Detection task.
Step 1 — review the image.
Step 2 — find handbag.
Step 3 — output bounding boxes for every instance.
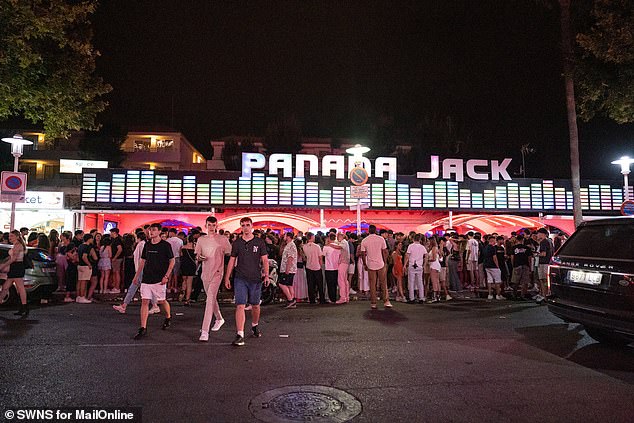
[23,252,33,269]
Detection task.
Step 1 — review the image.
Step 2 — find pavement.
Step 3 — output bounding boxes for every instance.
[1,296,633,423]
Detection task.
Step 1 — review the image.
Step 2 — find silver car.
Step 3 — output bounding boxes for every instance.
[0,245,58,304]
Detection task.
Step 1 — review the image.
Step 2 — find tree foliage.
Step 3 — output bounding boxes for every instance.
[0,0,111,139]
[78,123,126,167]
[574,0,634,123]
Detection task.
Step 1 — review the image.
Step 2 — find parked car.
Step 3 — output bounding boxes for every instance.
[0,245,58,305]
[546,217,634,346]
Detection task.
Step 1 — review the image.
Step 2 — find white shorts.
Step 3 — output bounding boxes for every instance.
[140,283,167,302]
[77,265,92,281]
[486,268,502,284]
[347,262,355,275]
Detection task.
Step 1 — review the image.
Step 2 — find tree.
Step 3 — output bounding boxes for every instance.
[575,0,634,123]
[221,138,241,171]
[558,0,584,228]
[78,124,127,168]
[264,114,302,154]
[0,0,111,139]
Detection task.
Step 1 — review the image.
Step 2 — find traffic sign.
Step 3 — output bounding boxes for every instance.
[351,185,370,199]
[349,166,369,186]
[621,200,634,216]
[1,171,27,203]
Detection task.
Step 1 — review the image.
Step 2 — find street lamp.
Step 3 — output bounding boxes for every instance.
[2,134,33,231]
[346,144,371,234]
[611,156,634,202]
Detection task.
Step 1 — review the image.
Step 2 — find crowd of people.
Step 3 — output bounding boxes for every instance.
[0,218,564,345]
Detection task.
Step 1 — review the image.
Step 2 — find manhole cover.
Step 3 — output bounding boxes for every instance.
[250,385,362,422]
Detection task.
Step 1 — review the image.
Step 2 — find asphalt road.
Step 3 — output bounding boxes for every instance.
[1,297,633,423]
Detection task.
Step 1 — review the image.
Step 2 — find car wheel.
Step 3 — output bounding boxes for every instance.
[585,327,631,347]
[0,285,18,305]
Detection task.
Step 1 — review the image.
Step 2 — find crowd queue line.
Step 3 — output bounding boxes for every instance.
[0,219,562,345]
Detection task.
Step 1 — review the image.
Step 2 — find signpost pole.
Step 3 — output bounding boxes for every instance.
[9,155,18,231]
[625,173,630,202]
[356,200,361,234]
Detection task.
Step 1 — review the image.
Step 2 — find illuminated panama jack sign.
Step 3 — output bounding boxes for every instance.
[242,153,512,182]
[80,151,626,214]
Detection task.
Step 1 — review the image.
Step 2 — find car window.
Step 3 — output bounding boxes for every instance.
[28,249,54,262]
[557,224,634,261]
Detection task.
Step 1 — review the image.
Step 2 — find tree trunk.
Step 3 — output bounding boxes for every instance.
[559,0,583,229]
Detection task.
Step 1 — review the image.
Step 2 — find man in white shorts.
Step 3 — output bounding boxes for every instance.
[483,235,504,300]
[132,223,175,340]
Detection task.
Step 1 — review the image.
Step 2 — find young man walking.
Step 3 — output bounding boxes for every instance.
[483,235,504,300]
[223,217,269,346]
[196,216,232,342]
[535,228,553,304]
[131,223,175,340]
[360,225,392,309]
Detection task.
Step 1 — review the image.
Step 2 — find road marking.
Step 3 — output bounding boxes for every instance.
[79,342,228,347]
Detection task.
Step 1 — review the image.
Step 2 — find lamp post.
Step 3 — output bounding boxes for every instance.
[2,134,33,231]
[346,144,371,234]
[611,156,634,202]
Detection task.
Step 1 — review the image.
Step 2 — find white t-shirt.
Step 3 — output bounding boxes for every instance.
[360,234,387,271]
[467,238,479,262]
[323,244,341,271]
[406,243,427,269]
[167,236,183,259]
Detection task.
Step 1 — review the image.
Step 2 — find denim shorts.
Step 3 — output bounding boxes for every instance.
[234,276,262,305]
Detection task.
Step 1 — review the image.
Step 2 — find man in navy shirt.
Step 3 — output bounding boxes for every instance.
[224,217,269,347]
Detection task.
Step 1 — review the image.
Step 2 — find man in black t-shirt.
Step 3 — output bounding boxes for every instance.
[535,228,553,304]
[132,223,175,340]
[483,236,504,300]
[224,217,269,347]
[109,228,124,294]
[510,234,533,300]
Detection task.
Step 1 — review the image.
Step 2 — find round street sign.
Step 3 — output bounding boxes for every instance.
[5,175,22,190]
[621,200,634,216]
[350,166,368,186]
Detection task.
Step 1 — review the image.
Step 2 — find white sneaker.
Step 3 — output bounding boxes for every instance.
[211,319,225,332]
[148,305,161,314]
[199,331,209,342]
[487,294,494,300]
[113,304,126,314]
[496,295,505,300]
[63,296,74,303]
[445,294,453,300]
[77,296,92,304]
[349,289,357,295]
[244,304,252,311]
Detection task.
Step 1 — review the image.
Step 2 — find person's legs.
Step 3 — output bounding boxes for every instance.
[140,298,150,328]
[184,276,193,301]
[13,279,27,305]
[159,299,171,318]
[431,270,440,300]
[337,263,349,302]
[379,267,389,303]
[325,270,338,302]
[201,275,224,333]
[306,269,317,303]
[368,270,378,307]
[251,304,260,326]
[86,275,98,300]
[414,270,424,300]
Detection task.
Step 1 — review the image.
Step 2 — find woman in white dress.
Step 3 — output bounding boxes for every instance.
[292,238,308,301]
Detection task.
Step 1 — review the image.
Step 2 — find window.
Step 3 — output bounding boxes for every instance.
[44,165,59,179]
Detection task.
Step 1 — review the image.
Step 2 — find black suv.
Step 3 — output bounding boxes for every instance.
[546,217,634,346]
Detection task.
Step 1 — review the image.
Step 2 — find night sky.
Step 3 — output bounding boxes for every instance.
[91,0,634,179]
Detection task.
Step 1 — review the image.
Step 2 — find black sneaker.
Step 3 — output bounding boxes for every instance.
[285,299,297,309]
[162,317,171,330]
[232,335,245,346]
[252,325,262,338]
[133,327,147,340]
[406,300,417,304]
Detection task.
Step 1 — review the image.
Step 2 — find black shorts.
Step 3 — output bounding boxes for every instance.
[7,262,25,278]
[278,273,295,287]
